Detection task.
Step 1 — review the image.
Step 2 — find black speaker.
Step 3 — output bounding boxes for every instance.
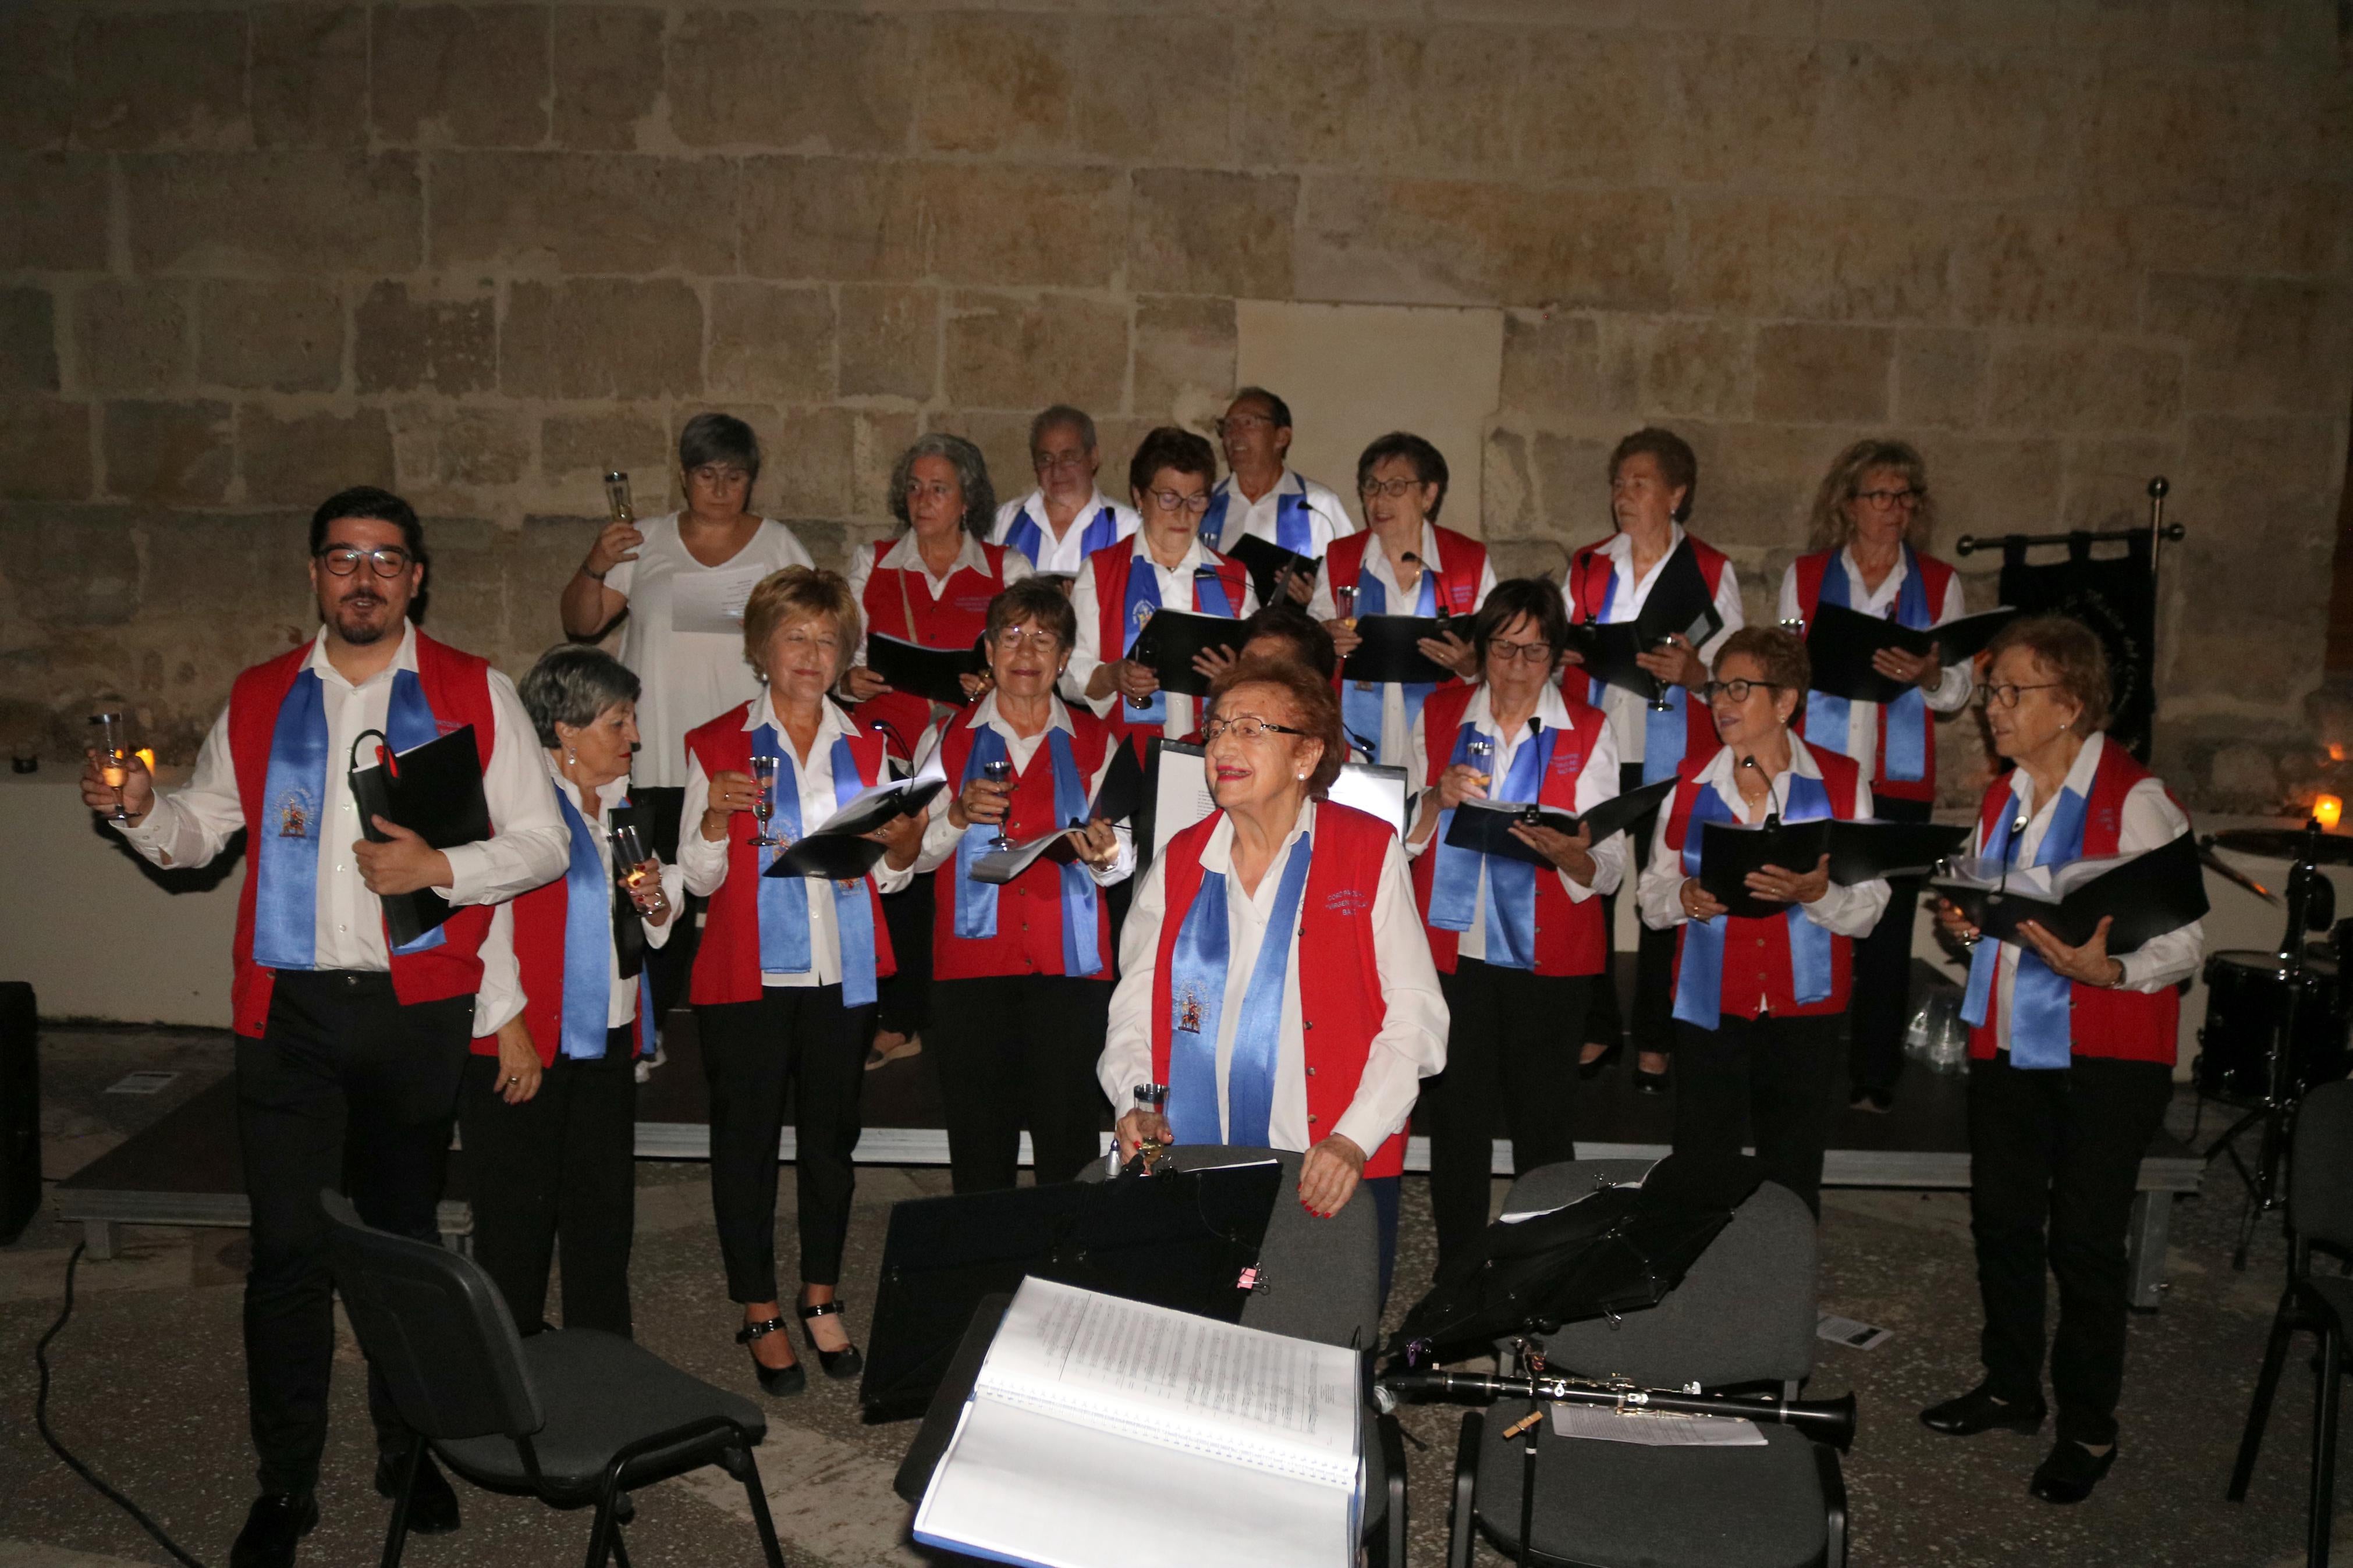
[0,983,37,1245]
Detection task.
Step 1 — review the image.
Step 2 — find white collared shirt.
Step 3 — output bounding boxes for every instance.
[1961,733,2203,1050]
[1776,548,1974,765]
[845,529,1034,669]
[1069,534,1261,742]
[1637,737,1891,1010]
[1564,524,1745,766]
[989,489,1142,577]
[116,623,570,973]
[1205,467,1356,557]
[907,692,1135,884]
[1307,522,1500,766]
[1403,682,1626,962]
[471,769,686,1037]
[677,692,915,987]
[1098,798,1448,1155]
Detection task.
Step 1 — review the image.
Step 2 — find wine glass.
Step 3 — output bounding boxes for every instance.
[1647,636,1678,712]
[603,470,634,525]
[612,822,662,912]
[1464,735,1495,792]
[91,711,133,823]
[748,755,781,848]
[981,756,1016,851]
[1333,582,1358,630]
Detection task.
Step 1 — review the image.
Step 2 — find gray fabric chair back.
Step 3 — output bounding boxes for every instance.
[322,1190,544,1442]
[1511,1160,1818,1388]
[2295,1079,2353,1253]
[1080,1145,1380,1349]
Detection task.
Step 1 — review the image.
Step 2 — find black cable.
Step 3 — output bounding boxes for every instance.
[34,1241,210,1568]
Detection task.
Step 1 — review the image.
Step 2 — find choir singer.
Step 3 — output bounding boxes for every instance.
[1099,657,1447,1293]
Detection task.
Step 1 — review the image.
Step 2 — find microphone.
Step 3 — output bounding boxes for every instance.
[1738,754,1786,829]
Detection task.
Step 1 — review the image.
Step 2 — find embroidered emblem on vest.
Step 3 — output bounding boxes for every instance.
[275,787,317,840]
[1174,984,1206,1034]
[1324,887,1371,917]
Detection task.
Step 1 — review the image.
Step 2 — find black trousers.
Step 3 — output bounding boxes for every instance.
[1583,761,1678,1054]
[455,1029,638,1338]
[633,785,697,1044]
[1848,793,1932,1098]
[876,871,935,1037]
[237,970,471,1496]
[1671,1011,1842,1216]
[1425,962,1588,1273]
[1968,1050,2172,1446]
[698,985,871,1302]
[927,974,1113,1192]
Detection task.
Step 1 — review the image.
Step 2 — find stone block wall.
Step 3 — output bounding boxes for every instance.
[2,0,2349,807]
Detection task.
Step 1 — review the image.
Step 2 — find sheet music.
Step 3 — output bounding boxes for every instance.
[1549,1402,1765,1447]
[1151,743,1217,856]
[1327,762,1408,836]
[668,562,769,634]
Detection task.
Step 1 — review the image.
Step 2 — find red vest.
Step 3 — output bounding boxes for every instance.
[225,634,498,1039]
[929,708,1117,981]
[1662,744,1864,1023]
[1790,548,1958,804]
[1149,803,1408,1178]
[1566,534,1729,762]
[857,538,1010,760]
[1965,743,2184,1065]
[1322,527,1486,618]
[1086,541,1251,762]
[471,822,650,1068]
[682,703,899,1006]
[1409,683,1611,978]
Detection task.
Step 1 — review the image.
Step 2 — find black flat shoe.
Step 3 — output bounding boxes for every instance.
[1577,1038,1623,1080]
[800,1297,865,1379]
[230,1492,317,1568]
[2029,1439,2117,1504]
[1921,1384,2047,1437]
[374,1447,460,1535]
[737,1315,806,1397]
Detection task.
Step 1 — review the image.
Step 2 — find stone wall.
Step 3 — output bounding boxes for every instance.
[2,0,2349,806]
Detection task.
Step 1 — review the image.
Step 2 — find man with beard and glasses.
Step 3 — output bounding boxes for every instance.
[83,486,569,1568]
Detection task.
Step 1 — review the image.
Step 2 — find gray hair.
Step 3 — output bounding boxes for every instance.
[1028,404,1097,456]
[520,645,641,749]
[888,432,996,539]
[679,411,761,485]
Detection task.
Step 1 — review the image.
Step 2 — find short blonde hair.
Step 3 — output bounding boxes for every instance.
[741,566,861,680]
[1985,614,2111,733]
[1806,438,1937,552]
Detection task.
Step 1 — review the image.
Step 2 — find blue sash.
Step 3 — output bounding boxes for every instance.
[753,727,883,1007]
[255,664,444,968]
[1342,556,1439,763]
[554,788,613,1060]
[1203,483,1315,556]
[1960,783,2090,1069]
[1426,718,1557,972]
[1584,560,1692,787]
[1120,554,1236,729]
[952,724,1103,977]
[1166,833,1315,1147]
[1671,770,1836,1029]
[1005,503,1123,572]
[1809,546,1932,783]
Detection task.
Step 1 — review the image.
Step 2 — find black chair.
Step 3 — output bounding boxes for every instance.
[1447,1159,1846,1568]
[321,1190,787,1568]
[2230,1078,2353,1566]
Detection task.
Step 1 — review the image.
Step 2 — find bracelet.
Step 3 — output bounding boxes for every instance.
[583,565,608,582]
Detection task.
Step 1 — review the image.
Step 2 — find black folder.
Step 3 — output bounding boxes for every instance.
[866,632,984,706]
[857,1162,1282,1423]
[1339,614,1473,686]
[1563,540,1726,698]
[1804,603,2018,705]
[1227,532,1318,604]
[1931,831,2209,955]
[347,726,491,948]
[1697,818,1833,919]
[1439,776,1678,867]
[1129,608,1247,697]
[759,778,946,881]
[1089,733,1147,824]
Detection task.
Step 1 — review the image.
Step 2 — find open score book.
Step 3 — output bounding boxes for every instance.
[913,1277,1364,1568]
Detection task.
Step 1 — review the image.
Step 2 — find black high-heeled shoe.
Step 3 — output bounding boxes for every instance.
[799,1297,865,1379]
[736,1316,805,1398]
[1577,1037,1623,1080]
[1634,1056,1671,1095]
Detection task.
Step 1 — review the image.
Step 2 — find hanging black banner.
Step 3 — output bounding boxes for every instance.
[1997,532,2156,760]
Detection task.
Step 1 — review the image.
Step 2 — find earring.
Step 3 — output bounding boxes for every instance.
[566,746,577,763]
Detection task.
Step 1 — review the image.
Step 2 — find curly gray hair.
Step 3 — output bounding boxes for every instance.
[519,645,641,749]
[888,432,996,540]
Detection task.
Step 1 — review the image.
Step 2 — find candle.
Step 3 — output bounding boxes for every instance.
[135,747,155,773]
[2316,794,2342,831]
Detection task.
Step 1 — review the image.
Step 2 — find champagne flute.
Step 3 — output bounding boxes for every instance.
[603,470,634,525]
[748,755,780,848]
[1333,582,1357,630]
[981,756,1016,852]
[1464,735,1494,792]
[1647,636,1678,712]
[91,711,133,823]
[612,822,662,913]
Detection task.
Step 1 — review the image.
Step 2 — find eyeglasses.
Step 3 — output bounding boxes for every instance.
[1147,488,1213,515]
[689,464,751,486]
[1978,682,2062,710]
[315,546,414,578]
[1854,487,1922,509]
[1201,714,1307,743]
[990,625,1063,652]
[1700,678,1787,703]
[1032,450,1091,472]
[1217,413,1273,435]
[1486,640,1555,665]
[1358,477,1427,500]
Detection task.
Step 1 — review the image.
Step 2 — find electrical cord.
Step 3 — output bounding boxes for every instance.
[34,1241,210,1567]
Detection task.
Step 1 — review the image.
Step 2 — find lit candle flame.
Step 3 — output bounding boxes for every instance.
[135,747,155,773]
[2316,794,2342,832]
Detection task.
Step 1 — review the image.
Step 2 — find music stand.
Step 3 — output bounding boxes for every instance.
[858,1161,1282,1423]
